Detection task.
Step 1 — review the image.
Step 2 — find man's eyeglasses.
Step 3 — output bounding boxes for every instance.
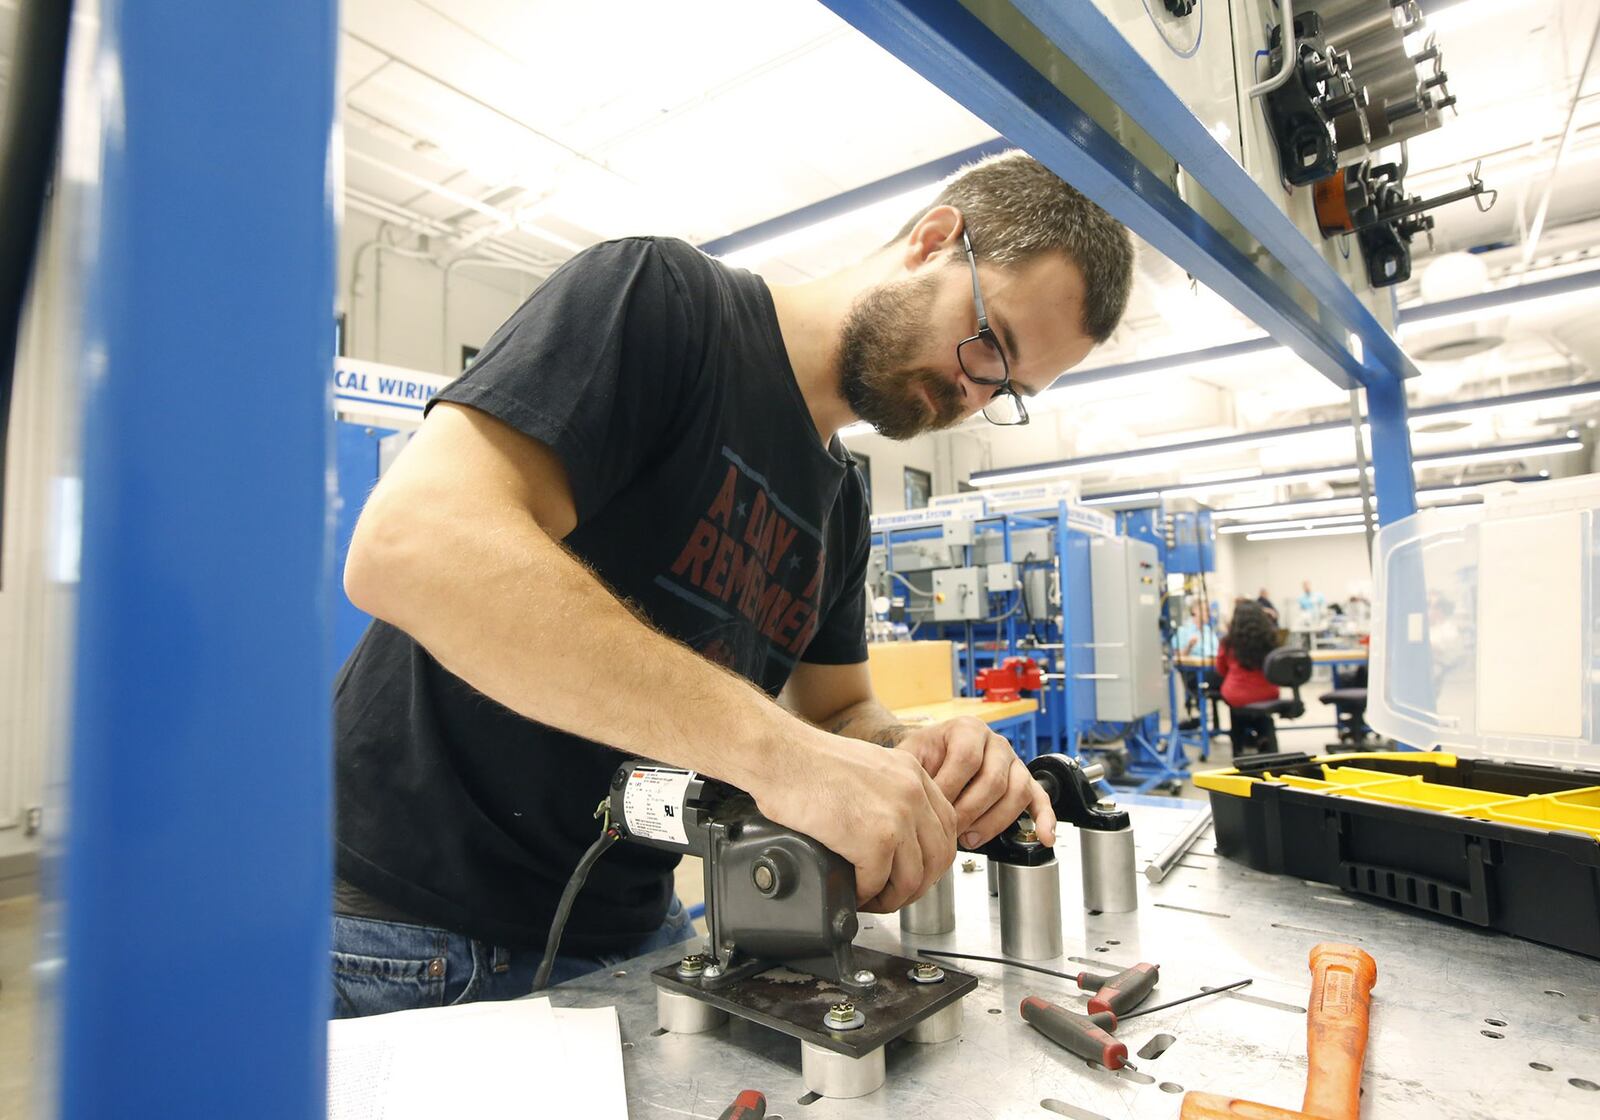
[958,229,1028,426]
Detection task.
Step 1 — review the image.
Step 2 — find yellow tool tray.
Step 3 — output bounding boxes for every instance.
[1196,751,1600,841]
[1194,751,1600,958]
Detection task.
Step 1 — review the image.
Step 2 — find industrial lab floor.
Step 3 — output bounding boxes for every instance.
[0,893,37,1120]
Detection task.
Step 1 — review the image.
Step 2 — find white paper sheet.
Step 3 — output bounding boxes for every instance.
[328,998,627,1119]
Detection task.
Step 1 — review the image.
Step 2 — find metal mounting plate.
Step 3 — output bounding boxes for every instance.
[651,946,976,1059]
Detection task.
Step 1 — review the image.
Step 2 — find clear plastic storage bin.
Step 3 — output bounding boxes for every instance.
[1369,474,1600,764]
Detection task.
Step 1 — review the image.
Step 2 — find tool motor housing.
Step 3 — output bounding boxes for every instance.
[609,762,859,980]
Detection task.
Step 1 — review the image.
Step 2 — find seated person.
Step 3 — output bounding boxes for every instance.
[1217,599,1283,754]
[1174,600,1220,724]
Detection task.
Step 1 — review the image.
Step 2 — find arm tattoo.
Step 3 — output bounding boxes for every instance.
[870,724,911,749]
[826,712,911,749]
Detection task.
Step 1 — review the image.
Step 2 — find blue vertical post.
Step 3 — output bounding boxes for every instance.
[1055,502,1076,754]
[1365,371,1419,525]
[59,4,336,1118]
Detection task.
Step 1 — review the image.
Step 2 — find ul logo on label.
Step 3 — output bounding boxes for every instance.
[664,804,676,818]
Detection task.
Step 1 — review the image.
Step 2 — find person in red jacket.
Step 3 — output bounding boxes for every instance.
[1216,599,1283,753]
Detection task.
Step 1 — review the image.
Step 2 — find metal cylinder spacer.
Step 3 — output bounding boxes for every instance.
[998,858,1064,961]
[900,867,956,935]
[905,999,964,1044]
[1080,825,1139,914]
[656,988,727,1034]
[801,1041,886,1098]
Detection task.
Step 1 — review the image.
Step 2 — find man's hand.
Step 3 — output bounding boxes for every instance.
[894,717,1057,850]
[753,730,958,914]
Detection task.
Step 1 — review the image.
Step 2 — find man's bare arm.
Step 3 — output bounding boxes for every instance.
[344,403,955,911]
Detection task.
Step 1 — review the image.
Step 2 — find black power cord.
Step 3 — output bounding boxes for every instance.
[531,823,620,992]
[0,0,75,587]
[914,947,1252,1020]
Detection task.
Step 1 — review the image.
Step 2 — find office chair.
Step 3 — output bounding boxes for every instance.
[1319,665,1370,748]
[1231,647,1313,755]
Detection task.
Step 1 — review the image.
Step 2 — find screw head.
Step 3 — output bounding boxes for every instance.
[753,863,774,891]
[676,953,706,976]
[827,1001,856,1024]
[852,969,876,986]
[909,962,946,984]
[961,858,979,873]
[702,962,723,979]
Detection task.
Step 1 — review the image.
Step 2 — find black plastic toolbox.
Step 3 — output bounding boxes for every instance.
[1195,750,1600,958]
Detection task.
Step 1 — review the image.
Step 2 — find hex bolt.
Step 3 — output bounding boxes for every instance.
[910,962,946,984]
[677,953,706,977]
[827,1002,857,1026]
[961,858,979,873]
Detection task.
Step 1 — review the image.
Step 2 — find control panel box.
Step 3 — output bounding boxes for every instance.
[939,519,974,547]
[932,567,988,622]
[986,562,1019,592]
[1089,537,1165,721]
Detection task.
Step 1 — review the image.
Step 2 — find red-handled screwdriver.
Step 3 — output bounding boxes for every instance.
[1020,996,1136,1071]
[1077,962,1160,1017]
[717,1090,766,1120]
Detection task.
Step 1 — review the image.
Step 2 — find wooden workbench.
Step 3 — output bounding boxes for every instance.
[890,697,1040,758]
[1176,647,1368,670]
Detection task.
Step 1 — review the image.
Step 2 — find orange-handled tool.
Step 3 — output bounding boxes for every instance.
[1180,942,1378,1120]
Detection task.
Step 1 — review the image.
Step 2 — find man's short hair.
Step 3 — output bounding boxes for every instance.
[895,151,1135,343]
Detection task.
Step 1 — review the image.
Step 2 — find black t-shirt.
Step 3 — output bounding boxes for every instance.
[334,237,870,952]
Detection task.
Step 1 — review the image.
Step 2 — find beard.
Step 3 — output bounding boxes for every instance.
[836,273,967,440]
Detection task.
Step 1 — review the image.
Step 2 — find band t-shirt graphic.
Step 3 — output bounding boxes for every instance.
[334,238,870,951]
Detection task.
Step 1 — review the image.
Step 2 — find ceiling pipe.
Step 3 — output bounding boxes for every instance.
[1517,10,1600,275]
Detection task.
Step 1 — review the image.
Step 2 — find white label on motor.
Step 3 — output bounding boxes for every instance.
[622,768,692,846]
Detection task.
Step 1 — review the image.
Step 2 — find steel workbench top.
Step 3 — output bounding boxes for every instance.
[552,800,1600,1119]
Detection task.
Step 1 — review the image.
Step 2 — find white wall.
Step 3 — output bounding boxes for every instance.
[0,200,82,843]
[840,430,939,514]
[1225,531,1374,620]
[338,209,545,376]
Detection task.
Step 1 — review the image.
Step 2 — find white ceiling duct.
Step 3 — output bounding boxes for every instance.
[1410,251,1506,367]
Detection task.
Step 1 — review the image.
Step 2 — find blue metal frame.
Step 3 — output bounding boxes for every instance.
[59,5,336,1117]
[1365,373,1418,524]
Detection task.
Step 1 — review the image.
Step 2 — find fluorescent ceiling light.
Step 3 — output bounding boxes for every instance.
[1081,490,1161,507]
[1217,513,1372,534]
[1214,496,1366,522]
[1087,440,1576,507]
[717,185,933,270]
[1416,439,1583,470]
[1397,267,1600,332]
[1213,475,1548,523]
[1412,383,1600,425]
[1161,464,1360,497]
[1245,523,1372,542]
[971,432,1293,485]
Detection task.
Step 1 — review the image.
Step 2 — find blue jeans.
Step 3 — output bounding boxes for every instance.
[330,896,696,1018]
